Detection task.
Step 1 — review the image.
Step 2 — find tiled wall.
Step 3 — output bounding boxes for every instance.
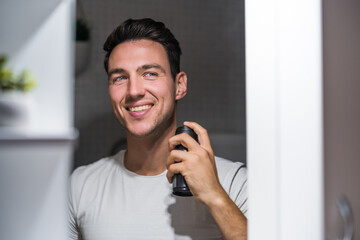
[73,0,246,169]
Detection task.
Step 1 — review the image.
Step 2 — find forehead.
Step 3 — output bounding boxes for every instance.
[108,39,170,71]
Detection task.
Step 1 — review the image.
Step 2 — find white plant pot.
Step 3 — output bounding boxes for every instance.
[75,41,91,76]
[0,91,34,127]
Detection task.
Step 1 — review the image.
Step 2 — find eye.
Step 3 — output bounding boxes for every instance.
[112,75,127,84]
[144,72,158,78]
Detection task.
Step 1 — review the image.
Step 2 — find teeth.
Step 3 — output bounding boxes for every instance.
[129,105,152,112]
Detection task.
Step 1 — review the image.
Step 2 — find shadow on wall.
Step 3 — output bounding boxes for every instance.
[167,195,221,238]
[73,112,126,169]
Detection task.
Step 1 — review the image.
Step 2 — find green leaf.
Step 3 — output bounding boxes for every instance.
[0,55,37,92]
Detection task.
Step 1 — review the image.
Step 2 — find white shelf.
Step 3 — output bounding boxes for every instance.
[0,126,78,142]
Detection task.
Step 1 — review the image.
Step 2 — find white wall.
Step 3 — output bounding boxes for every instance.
[0,0,75,134]
[246,1,323,239]
[0,1,76,240]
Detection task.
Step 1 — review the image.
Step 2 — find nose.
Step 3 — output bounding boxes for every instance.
[127,76,145,99]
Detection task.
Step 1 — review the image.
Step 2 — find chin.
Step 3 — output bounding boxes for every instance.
[128,130,152,138]
[125,123,157,138]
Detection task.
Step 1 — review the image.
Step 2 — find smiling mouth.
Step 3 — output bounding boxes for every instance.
[127,104,152,112]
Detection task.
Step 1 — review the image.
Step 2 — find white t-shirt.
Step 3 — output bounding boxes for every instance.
[69,150,247,240]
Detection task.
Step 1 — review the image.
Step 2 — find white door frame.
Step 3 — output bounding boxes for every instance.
[245,1,323,239]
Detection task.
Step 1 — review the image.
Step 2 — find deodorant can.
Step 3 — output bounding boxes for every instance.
[172,126,198,197]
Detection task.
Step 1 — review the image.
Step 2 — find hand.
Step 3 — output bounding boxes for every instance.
[167,122,248,239]
[166,121,224,204]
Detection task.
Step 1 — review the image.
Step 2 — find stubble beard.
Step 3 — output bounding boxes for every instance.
[123,106,177,139]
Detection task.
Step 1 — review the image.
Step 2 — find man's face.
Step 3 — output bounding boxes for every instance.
[107,39,186,137]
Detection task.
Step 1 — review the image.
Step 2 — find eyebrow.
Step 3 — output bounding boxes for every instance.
[108,68,126,78]
[137,64,166,74]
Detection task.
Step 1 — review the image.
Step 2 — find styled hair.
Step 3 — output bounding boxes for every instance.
[103,18,182,80]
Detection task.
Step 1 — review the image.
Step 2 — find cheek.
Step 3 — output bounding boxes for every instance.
[146,81,176,99]
[109,86,125,103]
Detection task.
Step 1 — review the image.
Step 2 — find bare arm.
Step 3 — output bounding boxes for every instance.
[204,187,247,240]
[167,121,247,240]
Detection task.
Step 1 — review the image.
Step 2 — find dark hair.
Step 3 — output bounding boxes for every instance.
[103,18,182,80]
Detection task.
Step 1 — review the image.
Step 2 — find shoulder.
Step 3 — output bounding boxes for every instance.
[214,156,247,184]
[69,151,124,202]
[215,156,248,216]
[71,156,117,184]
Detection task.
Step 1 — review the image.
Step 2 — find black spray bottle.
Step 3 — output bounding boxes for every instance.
[172,126,198,197]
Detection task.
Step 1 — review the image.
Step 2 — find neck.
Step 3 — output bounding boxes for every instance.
[124,120,178,176]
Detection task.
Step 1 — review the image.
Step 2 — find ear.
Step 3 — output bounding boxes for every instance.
[175,71,187,100]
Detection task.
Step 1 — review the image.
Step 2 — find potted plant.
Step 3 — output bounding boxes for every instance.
[0,55,36,126]
[75,18,91,76]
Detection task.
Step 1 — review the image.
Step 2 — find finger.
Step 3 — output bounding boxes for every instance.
[166,149,189,168]
[166,161,184,183]
[168,132,200,152]
[183,121,213,154]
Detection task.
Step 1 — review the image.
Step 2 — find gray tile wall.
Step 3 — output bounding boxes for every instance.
[73,0,246,169]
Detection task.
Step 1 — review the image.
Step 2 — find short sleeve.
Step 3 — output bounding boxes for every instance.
[215,157,248,218]
[228,165,248,217]
[68,168,85,240]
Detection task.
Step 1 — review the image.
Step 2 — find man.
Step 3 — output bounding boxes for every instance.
[69,18,247,240]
